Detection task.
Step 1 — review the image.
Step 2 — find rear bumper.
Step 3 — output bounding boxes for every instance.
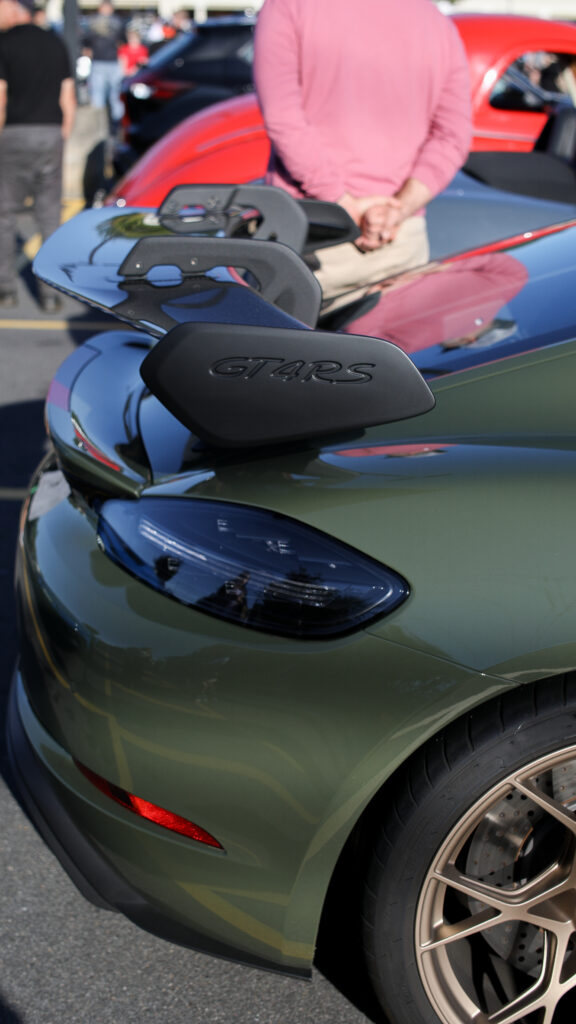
[7,666,117,911]
[6,667,309,979]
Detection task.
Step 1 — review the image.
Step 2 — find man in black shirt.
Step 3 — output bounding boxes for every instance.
[81,0,125,127]
[0,0,76,311]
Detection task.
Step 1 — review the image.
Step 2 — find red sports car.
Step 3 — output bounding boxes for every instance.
[108,14,576,209]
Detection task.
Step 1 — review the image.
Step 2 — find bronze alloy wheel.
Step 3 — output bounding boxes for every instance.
[362,678,576,1024]
[416,747,576,1023]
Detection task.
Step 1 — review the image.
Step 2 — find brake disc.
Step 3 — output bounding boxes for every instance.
[464,762,576,977]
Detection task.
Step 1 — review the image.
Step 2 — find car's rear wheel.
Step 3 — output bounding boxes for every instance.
[362,676,576,1024]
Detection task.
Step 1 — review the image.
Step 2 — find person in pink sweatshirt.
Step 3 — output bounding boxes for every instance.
[253,0,472,305]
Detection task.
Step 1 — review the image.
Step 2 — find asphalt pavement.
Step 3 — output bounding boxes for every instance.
[0,112,387,1024]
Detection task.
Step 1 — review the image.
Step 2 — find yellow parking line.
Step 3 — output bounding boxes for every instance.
[62,198,86,221]
[23,233,42,260]
[0,319,117,330]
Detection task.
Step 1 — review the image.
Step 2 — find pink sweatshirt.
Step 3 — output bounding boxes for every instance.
[253,0,472,204]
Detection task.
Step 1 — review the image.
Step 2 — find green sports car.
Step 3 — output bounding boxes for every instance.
[9,187,576,1024]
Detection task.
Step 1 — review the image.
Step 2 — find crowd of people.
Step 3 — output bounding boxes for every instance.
[79,1,194,129]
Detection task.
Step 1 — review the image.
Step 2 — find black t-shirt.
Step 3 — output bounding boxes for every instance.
[0,24,71,125]
[81,13,125,62]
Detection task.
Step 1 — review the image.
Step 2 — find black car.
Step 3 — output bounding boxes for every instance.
[116,16,255,173]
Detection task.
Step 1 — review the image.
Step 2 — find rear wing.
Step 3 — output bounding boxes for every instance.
[156,183,360,252]
[34,184,360,333]
[34,208,321,333]
[34,185,435,448]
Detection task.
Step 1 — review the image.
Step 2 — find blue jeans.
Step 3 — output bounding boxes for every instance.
[89,60,124,124]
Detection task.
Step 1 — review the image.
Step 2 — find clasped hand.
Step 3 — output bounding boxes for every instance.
[337,193,405,252]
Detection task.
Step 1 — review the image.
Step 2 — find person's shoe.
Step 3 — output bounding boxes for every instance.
[40,294,63,314]
[0,290,17,309]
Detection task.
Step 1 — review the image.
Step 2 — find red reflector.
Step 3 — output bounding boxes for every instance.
[73,424,122,472]
[75,760,223,849]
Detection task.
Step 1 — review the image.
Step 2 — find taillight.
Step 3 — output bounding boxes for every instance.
[97,497,409,638]
[129,82,154,99]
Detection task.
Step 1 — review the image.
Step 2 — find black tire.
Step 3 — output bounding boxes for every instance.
[362,675,576,1024]
[82,140,117,208]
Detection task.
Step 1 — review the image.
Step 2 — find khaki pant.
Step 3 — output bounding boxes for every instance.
[314,214,430,311]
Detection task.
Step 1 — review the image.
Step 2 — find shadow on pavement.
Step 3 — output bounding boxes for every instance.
[0,398,49,490]
[0,400,46,784]
[0,992,23,1023]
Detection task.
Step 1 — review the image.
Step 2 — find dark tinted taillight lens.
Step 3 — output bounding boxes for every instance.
[97,498,409,638]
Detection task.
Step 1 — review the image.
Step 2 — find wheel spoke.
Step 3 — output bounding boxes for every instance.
[513,774,576,836]
[434,860,568,919]
[421,905,500,950]
[485,931,576,1024]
